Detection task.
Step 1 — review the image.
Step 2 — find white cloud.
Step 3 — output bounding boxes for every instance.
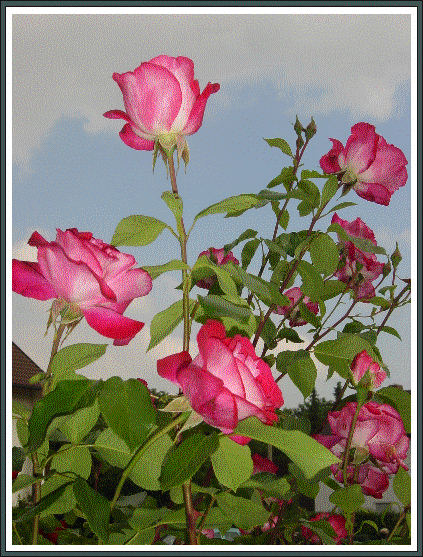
[11,13,411,166]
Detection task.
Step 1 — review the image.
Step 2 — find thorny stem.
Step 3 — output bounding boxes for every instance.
[182,481,198,545]
[305,299,357,351]
[375,282,410,337]
[342,402,363,486]
[32,322,66,544]
[386,504,411,543]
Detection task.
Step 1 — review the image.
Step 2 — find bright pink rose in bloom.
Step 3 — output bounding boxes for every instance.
[252,453,279,475]
[104,55,220,156]
[332,213,384,300]
[350,350,387,389]
[320,122,408,206]
[302,514,347,544]
[273,287,319,326]
[196,247,240,289]
[157,320,283,440]
[12,229,152,345]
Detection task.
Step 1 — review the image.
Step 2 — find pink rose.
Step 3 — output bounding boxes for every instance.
[12,229,152,345]
[332,213,384,300]
[104,55,220,153]
[157,320,283,439]
[302,514,347,544]
[273,287,319,326]
[350,350,387,389]
[252,453,279,475]
[320,122,408,206]
[196,247,240,289]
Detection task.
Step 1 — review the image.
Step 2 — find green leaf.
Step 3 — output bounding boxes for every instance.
[236,266,289,308]
[95,428,173,491]
[234,417,339,478]
[192,256,238,297]
[194,194,260,222]
[112,215,170,246]
[321,280,348,300]
[393,467,411,507]
[276,350,317,399]
[241,474,291,500]
[241,238,260,269]
[211,436,253,491]
[314,334,380,379]
[297,260,324,301]
[73,477,110,542]
[27,379,96,452]
[299,519,337,544]
[142,260,190,280]
[215,492,270,531]
[59,400,100,444]
[379,325,402,340]
[367,296,391,310]
[302,170,327,179]
[329,484,364,515]
[148,298,196,351]
[320,175,339,207]
[161,191,183,222]
[267,166,295,190]
[299,302,321,329]
[99,377,156,451]
[326,201,357,213]
[309,233,339,276]
[160,432,219,491]
[40,475,76,517]
[289,463,319,499]
[264,137,293,157]
[16,481,74,522]
[297,179,320,207]
[50,343,106,387]
[51,445,92,480]
[280,415,311,435]
[129,507,186,531]
[197,294,251,323]
[224,229,257,252]
[12,399,31,419]
[328,222,386,255]
[374,386,410,433]
[13,473,43,494]
[12,446,26,472]
[277,327,303,344]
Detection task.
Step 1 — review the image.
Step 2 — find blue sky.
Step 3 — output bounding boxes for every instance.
[11,10,413,406]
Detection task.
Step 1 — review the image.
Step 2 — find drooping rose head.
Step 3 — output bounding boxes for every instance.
[274,287,319,326]
[252,453,279,476]
[104,55,220,159]
[332,213,384,300]
[196,247,240,289]
[157,320,283,439]
[302,514,347,544]
[12,229,152,345]
[320,122,408,206]
[350,350,387,389]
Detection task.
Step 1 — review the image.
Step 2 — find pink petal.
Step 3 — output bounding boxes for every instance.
[358,136,408,191]
[252,453,278,475]
[105,268,152,311]
[182,82,220,135]
[353,181,393,206]
[229,435,251,445]
[344,123,379,174]
[37,243,104,305]
[199,388,238,431]
[55,229,103,276]
[118,123,155,151]
[12,259,56,301]
[103,109,132,122]
[114,62,182,134]
[83,306,144,344]
[27,231,49,247]
[319,138,344,173]
[149,56,197,132]
[157,351,192,383]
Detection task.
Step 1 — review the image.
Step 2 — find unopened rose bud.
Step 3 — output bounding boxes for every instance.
[391,243,402,269]
[350,350,386,390]
[305,117,317,140]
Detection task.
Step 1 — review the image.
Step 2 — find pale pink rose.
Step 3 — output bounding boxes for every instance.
[332,213,384,300]
[196,247,239,289]
[350,350,387,389]
[201,529,215,539]
[320,122,408,206]
[12,229,152,345]
[302,514,347,544]
[252,453,279,475]
[104,55,220,152]
[274,287,319,326]
[157,320,283,440]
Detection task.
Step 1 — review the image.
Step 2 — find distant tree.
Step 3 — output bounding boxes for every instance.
[291,388,332,434]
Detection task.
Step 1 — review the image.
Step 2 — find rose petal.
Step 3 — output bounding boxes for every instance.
[83,306,144,343]
[183,82,220,135]
[12,259,56,301]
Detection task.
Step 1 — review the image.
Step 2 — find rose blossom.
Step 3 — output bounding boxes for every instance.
[320,122,408,206]
[332,213,384,300]
[273,287,319,326]
[104,55,220,157]
[12,229,152,345]
[196,247,240,289]
[301,514,347,544]
[350,350,387,389]
[157,320,283,440]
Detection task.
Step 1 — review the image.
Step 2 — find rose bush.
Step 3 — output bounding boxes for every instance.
[274,286,319,326]
[104,55,220,157]
[332,213,385,299]
[196,247,239,289]
[12,228,152,345]
[320,122,408,205]
[157,320,283,439]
